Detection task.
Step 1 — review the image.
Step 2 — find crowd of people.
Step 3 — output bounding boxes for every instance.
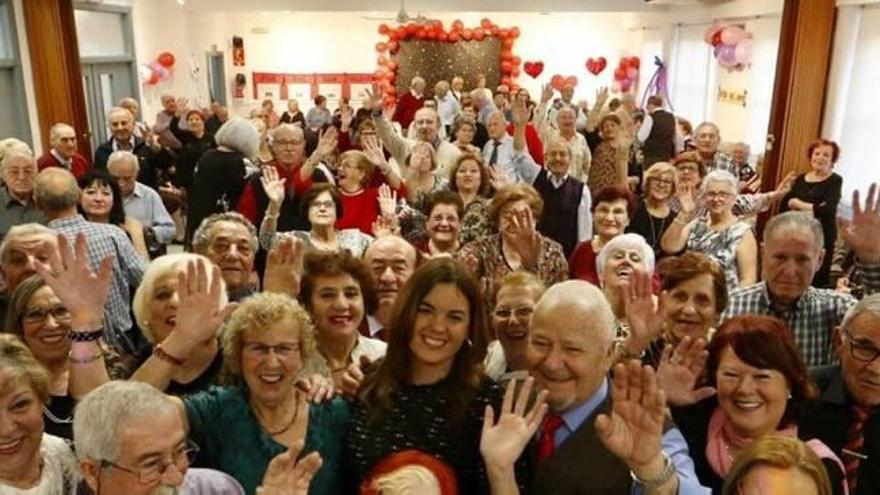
[0,69,877,495]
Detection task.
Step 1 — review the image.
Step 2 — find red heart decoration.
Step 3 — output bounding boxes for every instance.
[596,57,607,74]
[523,60,544,79]
[586,57,607,76]
[550,74,565,91]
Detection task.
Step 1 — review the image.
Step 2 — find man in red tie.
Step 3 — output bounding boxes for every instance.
[799,292,880,494]
[525,280,707,494]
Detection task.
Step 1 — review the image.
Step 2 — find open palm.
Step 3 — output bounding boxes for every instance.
[481,378,548,469]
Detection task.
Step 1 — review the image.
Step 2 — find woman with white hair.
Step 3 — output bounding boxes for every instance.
[186,117,259,247]
[595,233,656,335]
[661,169,757,290]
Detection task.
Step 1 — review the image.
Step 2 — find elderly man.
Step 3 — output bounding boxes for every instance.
[392,76,426,134]
[637,95,682,168]
[192,211,258,301]
[450,76,464,101]
[205,102,229,136]
[362,235,418,341]
[722,187,880,367]
[434,80,460,134]
[93,107,173,189]
[472,87,497,126]
[544,83,587,131]
[74,380,317,494]
[730,142,756,189]
[493,85,512,121]
[512,98,591,258]
[34,168,145,356]
[0,149,44,241]
[107,150,175,247]
[36,123,90,178]
[368,84,462,177]
[527,281,705,493]
[153,93,182,149]
[537,83,591,181]
[119,96,150,139]
[0,223,58,321]
[692,122,737,174]
[237,124,330,231]
[482,110,518,181]
[797,294,880,494]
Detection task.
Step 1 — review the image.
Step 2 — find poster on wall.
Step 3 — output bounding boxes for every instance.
[318,83,343,109]
[256,84,280,101]
[232,36,245,66]
[349,84,373,108]
[287,83,313,110]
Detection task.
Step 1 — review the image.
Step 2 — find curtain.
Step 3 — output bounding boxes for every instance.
[668,24,714,125]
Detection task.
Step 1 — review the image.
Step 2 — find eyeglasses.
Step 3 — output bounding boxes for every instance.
[101,442,199,485]
[704,191,733,200]
[651,178,674,186]
[23,305,71,325]
[273,140,301,148]
[310,200,335,210]
[242,342,301,358]
[493,306,534,320]
[844,330,880,363]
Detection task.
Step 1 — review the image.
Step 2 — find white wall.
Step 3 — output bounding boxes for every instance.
[12,0,41,153]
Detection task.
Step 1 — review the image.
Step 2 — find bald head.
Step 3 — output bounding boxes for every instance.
[364,235,418,314]
[35,168,79,213]
[534,281,616,347]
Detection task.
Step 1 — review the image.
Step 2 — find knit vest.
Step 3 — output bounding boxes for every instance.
[534,170,582,259]
[644,109,676,167]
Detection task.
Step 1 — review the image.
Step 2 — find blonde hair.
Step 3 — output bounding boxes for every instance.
[0,334,50,404]
[643,161,677,195]
[339,150,376,186]
[374,465,442,494]
[221,292,317,385]
[723,435,832,495]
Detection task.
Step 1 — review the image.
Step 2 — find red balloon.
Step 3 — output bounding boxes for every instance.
[499,29,509,38]
[501,50,513,61]
[386,60,397,70]
[511,56,521,66]
[510,27,521,38]
[462,29,473,41]
[711,30,723,47]
[452,20,464,31]
[157,52,175,68]
[614,67,627,80]
[406,24,418,35]
[490,26,500,36]
[512,67,521,77]
[438,32,449,42]
[523,60,544,78]
[481,18,492,28]
[629,57,640,69]
[550,74,565,91]
[473,28,485,41]
[501,76,512,87]
[416,29,426,39]
[501,60,513,73]
[396,27,406,38]
[502,39,514,49]
[388,41,398,53]
[378,24,390,35]
[375,42,387,52]
[565,75,578,87]
[147,73,160,85]
[449,32,460,42]
[377,56,388,66]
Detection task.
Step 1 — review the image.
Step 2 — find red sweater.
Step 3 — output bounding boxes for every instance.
[392,92,425,131]
[336,183,407,235]
[236,161,316,224]
[37,151,90,179]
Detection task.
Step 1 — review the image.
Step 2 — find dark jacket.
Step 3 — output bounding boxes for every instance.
[93,137,175,189]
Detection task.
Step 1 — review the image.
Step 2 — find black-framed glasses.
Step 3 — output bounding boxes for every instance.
[493,306,534,320]
[844,329,880,363]
[23,305,71,325]
[101,442,199,485]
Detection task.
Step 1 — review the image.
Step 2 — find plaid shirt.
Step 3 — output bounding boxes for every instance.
[706,151,737,174]
[721,260,880,367]
[49,215,146,354]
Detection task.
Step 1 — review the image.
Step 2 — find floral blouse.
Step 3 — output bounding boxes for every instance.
[458,233,568,296]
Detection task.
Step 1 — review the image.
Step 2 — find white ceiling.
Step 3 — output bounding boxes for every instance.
[178,0,716,13]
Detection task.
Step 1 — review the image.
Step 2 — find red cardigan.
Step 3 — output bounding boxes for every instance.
[336,183,406,235]
[37,152,90,179]
[392,92,425,131]
[236,161,315,224]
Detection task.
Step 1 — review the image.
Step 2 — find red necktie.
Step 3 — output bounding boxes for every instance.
[537,413,565,462]
[843,405,869,492]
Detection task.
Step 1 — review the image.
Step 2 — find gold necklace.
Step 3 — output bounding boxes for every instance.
[257,392,300,436]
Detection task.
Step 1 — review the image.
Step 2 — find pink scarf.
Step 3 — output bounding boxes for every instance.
[705,407,849,493]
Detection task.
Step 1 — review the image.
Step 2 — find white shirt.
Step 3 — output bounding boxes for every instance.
[436,93,461,127]
[637,108,685,153]
[482,135,518,182]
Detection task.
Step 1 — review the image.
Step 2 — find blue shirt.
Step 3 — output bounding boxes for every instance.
[555,378,710,495]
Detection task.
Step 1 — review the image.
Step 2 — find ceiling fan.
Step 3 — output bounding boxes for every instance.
[361,0,437,25]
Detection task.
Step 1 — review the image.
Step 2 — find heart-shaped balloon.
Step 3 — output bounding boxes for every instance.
[596,57,607,74]
[523,60,544,79]
[550,74,565,91]
[585,57,607,76]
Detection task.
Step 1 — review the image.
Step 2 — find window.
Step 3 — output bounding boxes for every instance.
[669,24,714,125]
[0,0,31,144]
[74,9,129,58]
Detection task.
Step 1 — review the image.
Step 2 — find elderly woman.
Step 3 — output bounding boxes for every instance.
[0,334,81,492]
[306,95,332,130]
[568,185,636,285]
[450,116,480,154]
[403,141,447,210]
[260,182,373,257]
[280,99,306,127]
[250,117,274,166]
[137,262,348,494]
[130,253,228,396]
[627,161,676,257]
[417,190,464,258]
[658,315,845,493]
[298,250,385,389]
[448,153,494,245]
[170,106,217,193]
[78,169,148,259]
[484,271,545,382]
[191,211,258,301]
[334,145,403,235]
[346,258,541,493]
[595,233,656,332]
[587,114,629,197]
[186,117,259,247]
[723,435,833,495]
[459,183,568,296]
[662,170,758,290]
[779,139,843,288]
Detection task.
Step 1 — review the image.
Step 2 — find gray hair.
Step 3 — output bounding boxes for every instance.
[841,293,880,330]
[106,150,139,173]
[106,106,133,122]
[0,224,57,264]
[0,149,35,175]
[132,252,228,342]
[486,110,506,123]
[34,168,79,211]
[49,123,75,143]
[73,381,179,462]
[0,138,33,162]
[215,117,259,158]
[268,123,303,146]
[410,76,425,88]
[191,211,258,255]
[764,211,825,250]
[700,169,739,196]
[695,121,720,137]
[595,233,656,281]
[535,280,616,351]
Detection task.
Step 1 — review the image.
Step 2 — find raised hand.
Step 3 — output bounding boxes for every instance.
[364,84,384,110]
[35,233,111,329]
[260,166,286,207]
[677,183,697,215]
[596,361,668,473]
[480,377,548,470]
[257,440,323,495]
[511,96,530,126]
[621,268,663,355]
[655,337,715,407]
[377,184,398,218]
[362,134,389,172]
[170,260,234,356]
[371,214,400,238]
[340,355,372,400]
[311,126,338,161]
[263,235,305,298]
[595,87,610,109]
[839,183,880,263]
[774,171,796,197]
[540,83,554,104]
[505,207,542,267]
[489,167,512,191]
[340,106,354,131]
